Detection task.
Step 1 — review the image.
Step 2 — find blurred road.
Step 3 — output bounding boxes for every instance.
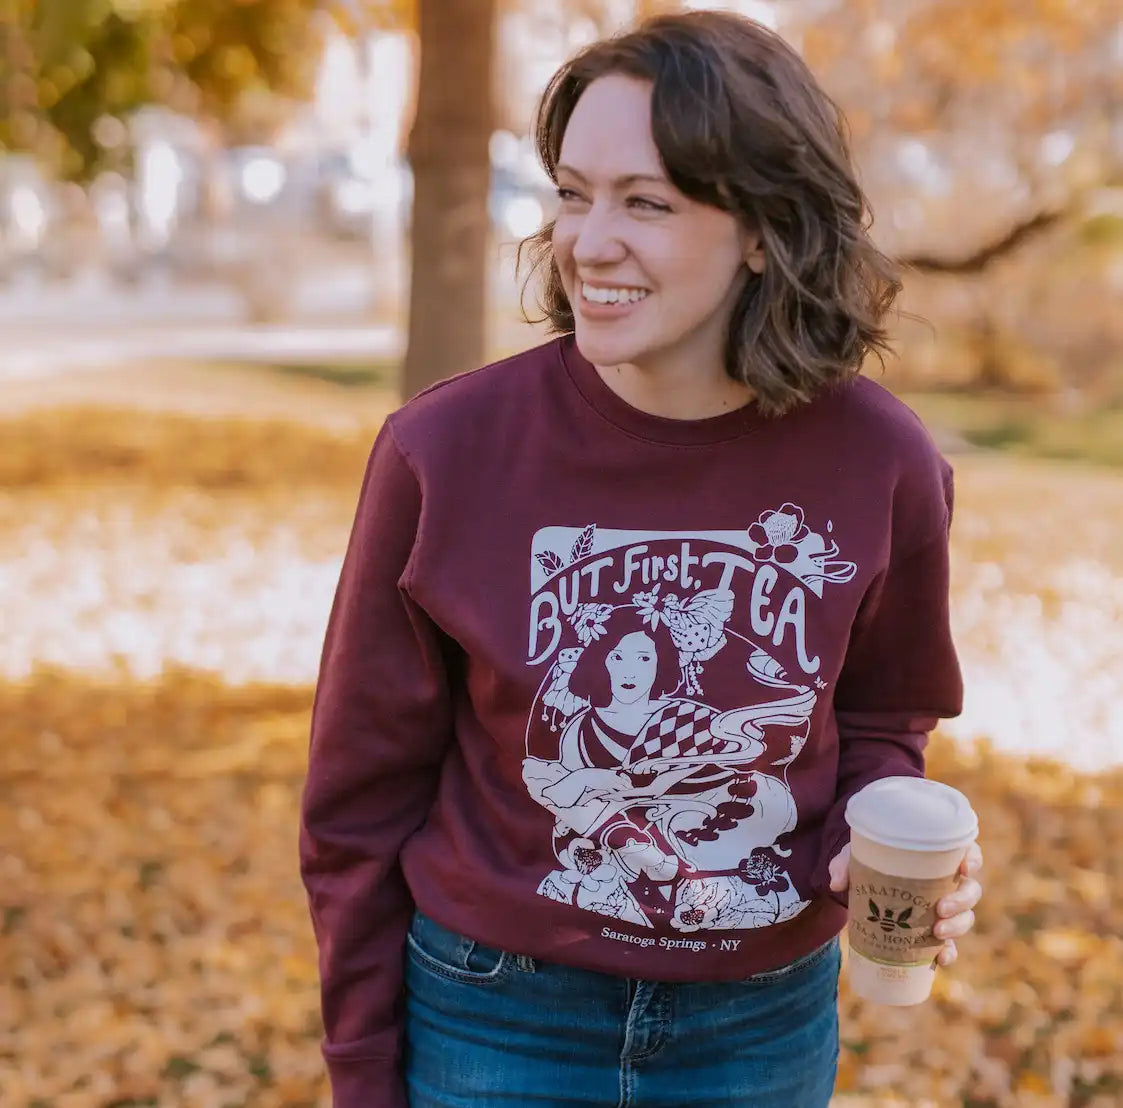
[0,265,402,379]
[0,323,401,380]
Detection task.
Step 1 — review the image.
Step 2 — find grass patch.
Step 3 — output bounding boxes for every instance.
[161,1056,201,1080]
[264,358,398,389]
[0,407,376,488]
[900,390,1123,469]
[962,418,1033,451]
[1079,213,1123,247]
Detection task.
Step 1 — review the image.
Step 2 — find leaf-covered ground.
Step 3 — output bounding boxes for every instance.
[2,373,1121,1107]
[3,676,1120,1107]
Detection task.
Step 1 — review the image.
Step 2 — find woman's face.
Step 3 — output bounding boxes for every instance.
[552,74,759,379]
[605,631,659,706]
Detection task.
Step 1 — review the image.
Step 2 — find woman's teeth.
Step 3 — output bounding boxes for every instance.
[581,284,649,305]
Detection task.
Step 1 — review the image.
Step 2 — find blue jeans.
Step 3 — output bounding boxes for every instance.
[404,912,840,1107]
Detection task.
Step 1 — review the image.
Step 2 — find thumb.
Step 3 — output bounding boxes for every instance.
[828,842,852,893]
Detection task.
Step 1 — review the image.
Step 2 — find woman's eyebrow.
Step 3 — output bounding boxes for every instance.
[556,164,669,187]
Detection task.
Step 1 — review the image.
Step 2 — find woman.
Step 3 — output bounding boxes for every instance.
[300,11,984,1107]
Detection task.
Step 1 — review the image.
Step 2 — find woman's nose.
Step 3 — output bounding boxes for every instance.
[572,204,627,267]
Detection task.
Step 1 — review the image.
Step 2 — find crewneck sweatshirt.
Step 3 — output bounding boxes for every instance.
[300,336,962,1108]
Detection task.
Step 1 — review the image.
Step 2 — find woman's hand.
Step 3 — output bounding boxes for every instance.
[828,840,984,967]
[543,766,631,808]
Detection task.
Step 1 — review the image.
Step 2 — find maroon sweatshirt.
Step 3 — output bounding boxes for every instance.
[300,336,962,1107]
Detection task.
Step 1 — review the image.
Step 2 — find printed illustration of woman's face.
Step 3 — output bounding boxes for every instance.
[605,631,659,705]
[551,73,758,378]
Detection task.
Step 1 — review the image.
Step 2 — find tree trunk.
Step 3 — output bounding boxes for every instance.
[402,0,497,398]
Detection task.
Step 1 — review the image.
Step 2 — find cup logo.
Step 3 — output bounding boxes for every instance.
[847,858,960,967]
[866,900,914,933]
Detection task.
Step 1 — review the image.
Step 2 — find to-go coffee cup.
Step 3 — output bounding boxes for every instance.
[844,776,979,1005]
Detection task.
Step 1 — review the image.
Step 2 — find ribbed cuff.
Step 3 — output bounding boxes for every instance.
[326,1053,405,1108]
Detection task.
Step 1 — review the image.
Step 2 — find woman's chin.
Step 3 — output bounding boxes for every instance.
[574,326,647,369]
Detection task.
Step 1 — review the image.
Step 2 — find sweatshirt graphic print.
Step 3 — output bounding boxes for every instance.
[523,511,857,935]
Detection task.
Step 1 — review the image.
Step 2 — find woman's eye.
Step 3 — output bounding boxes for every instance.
[628,196,671,213]
[556,187,583,202]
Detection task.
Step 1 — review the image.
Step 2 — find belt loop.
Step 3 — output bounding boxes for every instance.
[516,953,537,973]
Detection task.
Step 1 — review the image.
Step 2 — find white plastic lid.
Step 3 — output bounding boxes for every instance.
[845,776,978,852]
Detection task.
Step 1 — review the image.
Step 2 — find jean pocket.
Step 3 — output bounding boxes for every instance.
[740,937,839,987]
[406,912,515,986]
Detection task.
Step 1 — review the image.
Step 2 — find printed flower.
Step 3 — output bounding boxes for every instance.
[632,586,663,629]
[571,603,613,646]
[748,503,810,565]
[670,902,720,932]
[738,848,791,896]
[557,838,618,892]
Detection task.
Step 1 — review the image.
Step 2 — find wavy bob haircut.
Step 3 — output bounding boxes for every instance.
[519,10,902,417]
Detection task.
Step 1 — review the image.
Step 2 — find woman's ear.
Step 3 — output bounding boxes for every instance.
[744,231,766,275]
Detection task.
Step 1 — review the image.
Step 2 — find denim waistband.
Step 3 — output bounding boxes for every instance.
[409,909,838,983]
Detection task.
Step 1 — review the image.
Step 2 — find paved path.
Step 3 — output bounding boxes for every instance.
[0,264,401,379]
[0,322,402,380]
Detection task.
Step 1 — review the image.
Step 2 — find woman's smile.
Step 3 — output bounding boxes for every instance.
[578,281,651,322]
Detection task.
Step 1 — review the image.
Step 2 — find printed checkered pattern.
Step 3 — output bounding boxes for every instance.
[628,702,731,764]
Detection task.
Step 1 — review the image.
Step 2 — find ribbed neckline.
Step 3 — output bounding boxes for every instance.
[558,334,768,446]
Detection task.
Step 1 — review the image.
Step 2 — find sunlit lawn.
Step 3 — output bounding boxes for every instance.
[901,390,1123,472]
[2,362,1121,1107]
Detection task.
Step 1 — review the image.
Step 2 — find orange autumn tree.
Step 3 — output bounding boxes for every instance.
[799,0,1120,271]
[1,0,326,181]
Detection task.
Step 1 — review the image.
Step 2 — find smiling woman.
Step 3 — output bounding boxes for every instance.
[518,13,901,420]
[547,76,757,418]
[300,11,982,1108]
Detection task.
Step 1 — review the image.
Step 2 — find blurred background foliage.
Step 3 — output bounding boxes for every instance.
[2,0,1122,396]
[3,3,1123,1106]
[1,0,330,179]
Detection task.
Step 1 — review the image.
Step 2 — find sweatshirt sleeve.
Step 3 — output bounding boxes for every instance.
[815,464,963,905]
[300,421,453,1108]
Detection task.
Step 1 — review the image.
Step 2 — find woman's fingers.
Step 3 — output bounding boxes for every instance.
[960,841,983,876]
[828,843,852,893]
[938,876,982,918]
[936,939,958,967]
[935,909,975,940]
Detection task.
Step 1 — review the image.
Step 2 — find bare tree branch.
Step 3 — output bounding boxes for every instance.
[900,208,1067,274]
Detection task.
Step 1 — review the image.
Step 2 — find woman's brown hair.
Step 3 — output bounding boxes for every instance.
[519,10,901,417]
